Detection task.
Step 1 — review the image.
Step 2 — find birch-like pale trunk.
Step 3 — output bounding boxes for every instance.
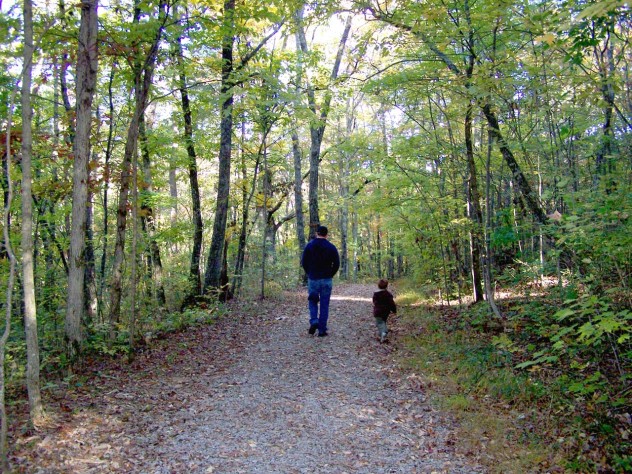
[66,0,98,363]
[21,0,44,422]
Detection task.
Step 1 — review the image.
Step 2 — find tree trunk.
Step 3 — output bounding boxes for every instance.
[233,121,261,295]
[66,0,98,363]
[481,104,548,225]
[295,11,352,238]
[100,62,116,308]
[465,101,484,303]
[139,114,166,306]
[204,0,236,293]
[260,141,270,300]
[484,127,503,319]
[292,130,307,283]
[173,17,203,298]
[20,0,44,424]
[595,23,616,187]
[1,105,17,472]
[352,210,359,280]
[85,125,99,325]
[129,142,139,357]
[169,160,178,238]
[109,1,166,331]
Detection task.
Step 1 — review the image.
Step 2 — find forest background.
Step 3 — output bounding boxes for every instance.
[0,0,630,471]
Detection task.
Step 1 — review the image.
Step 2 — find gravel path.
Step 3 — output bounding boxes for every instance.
[15,284,483,473]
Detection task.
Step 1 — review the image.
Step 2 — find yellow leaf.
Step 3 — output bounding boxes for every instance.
[535,33,556,45]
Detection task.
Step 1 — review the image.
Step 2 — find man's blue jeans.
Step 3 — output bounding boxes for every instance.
[308,278,333,335]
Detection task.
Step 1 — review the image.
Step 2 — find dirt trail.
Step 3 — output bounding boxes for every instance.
[13,284,483,473]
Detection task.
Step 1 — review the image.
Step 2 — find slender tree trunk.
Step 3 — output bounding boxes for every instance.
[260,139,269,300]
[139,114,166,306]
[100,63,116,307]
[388,238,395,280]
[169,161,178,234]
[1,97,17,471]
[129,146,138,357]
[292,130,307,280]
[352,210,359,280]
[233,122,261,295]
[595,24,616,187]
[292,25,307,284]
[66,0,98,363]
[465,102,484,302]
[295,11,352,238]
[109,1,166,331]
[484,128,502,318]
[85,124,99,324]
[204,0,236,293]
[21,0,44,424]
[173,19,203,297]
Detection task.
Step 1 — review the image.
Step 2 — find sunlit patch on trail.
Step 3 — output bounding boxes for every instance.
[331,296,372,302]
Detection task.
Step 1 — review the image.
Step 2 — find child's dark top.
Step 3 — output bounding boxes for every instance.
[373,289,397,319]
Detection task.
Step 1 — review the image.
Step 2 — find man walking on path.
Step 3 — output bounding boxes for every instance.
[301,225,340,337]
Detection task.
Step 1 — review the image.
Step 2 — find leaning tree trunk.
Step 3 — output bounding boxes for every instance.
[66,0,98,363]
[481,104,548,225]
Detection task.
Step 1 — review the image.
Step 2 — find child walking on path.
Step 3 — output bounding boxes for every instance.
[373,279,397,343]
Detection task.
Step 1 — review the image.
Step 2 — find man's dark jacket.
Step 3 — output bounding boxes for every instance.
[301,238,340,280]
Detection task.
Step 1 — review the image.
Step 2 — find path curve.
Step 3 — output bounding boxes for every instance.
[15,284,483,473]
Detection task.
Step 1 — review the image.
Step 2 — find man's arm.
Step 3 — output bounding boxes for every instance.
[301,245,309,272]
[331,246,340,275]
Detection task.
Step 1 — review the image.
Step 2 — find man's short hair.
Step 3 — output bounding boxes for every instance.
[316,225,328,236]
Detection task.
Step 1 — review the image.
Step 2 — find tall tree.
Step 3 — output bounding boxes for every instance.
[139,113,166,306]
[20,0,43,423]
[366,2,549,226]
[109,0,167,330]
[204,0,236,293]
[203,6,284,293]
[295,9,352,238]
[65,0,98,362]
[172,9,204,301]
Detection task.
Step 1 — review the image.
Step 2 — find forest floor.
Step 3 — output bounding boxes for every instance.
[10,284,484,473]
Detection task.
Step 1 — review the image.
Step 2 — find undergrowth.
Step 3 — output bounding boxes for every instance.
[393,282,631,473]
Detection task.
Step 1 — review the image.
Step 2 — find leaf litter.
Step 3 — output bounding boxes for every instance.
[11,284,483,473]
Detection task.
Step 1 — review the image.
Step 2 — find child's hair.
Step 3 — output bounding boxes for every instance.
[378,279,388,289]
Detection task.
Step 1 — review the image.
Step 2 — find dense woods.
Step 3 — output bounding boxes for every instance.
[1,0,631,470]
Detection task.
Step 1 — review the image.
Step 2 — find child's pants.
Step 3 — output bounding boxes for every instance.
[374,316,388,336]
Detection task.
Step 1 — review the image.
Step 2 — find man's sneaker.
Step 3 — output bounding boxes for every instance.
[317,332,328,337]
[380,332,387,343]
[308,323,318,335]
